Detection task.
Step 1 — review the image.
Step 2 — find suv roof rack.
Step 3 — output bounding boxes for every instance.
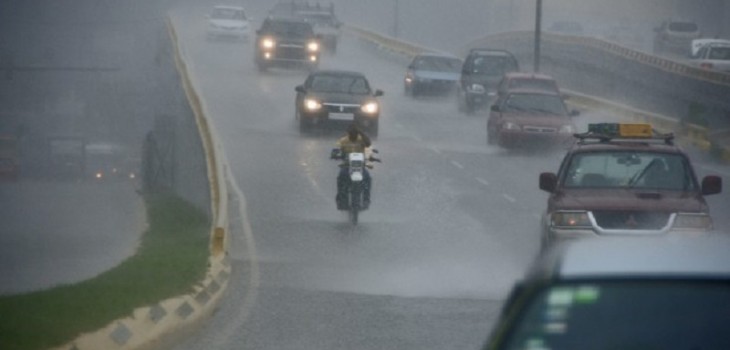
[573,123,675,145]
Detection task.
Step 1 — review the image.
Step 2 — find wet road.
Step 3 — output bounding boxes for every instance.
[169,3,730,349]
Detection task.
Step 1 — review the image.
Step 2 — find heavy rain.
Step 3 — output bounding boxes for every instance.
[1,0,729,349]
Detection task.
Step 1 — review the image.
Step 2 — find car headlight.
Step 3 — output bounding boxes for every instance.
[361,102,379,114]
[559,124,575,133]
[307,41,320,52]
[304,99,322,111]
[502,122,521,130]
[551,211,592,228]
[467,84,486,94]
[672,213,713,230]
[261,38,275,49]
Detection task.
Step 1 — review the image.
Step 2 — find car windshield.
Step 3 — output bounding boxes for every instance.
[502,281,730,350]
[300,13,336,26]
[709,47,730,60]
[563,151,697,190]
[413,56,462,73]
[265,21,313,37]
[470,55,518,76]
[211,8,245,20]
[504,94,567,115]
[508,78,559,92]
[309,75,371,94]
[668,22,698,32]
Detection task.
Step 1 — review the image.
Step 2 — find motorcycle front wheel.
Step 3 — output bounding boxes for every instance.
[349,185,361,225]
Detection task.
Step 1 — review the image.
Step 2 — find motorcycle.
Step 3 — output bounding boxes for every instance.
[331,148,380,225]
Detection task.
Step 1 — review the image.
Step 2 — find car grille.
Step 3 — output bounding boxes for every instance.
[523,125,557,133]
[276,44,306,59]
[323,103,360,113]
[592,211,671,230]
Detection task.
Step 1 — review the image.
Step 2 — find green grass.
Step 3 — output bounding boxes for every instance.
[0,194,210,350]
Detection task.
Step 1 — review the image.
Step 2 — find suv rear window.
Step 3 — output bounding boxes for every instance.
[468,55,518,76]
[668,22,698,33]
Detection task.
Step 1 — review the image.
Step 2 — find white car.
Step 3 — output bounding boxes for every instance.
[690,41,730,73]
[690,38,730,56]
[206,6,250,41]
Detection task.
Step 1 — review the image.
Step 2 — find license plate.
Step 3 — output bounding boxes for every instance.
[328,112,354,121]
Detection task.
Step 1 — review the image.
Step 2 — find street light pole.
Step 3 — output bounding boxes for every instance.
[533,0,543,72]
[394,0,400,38]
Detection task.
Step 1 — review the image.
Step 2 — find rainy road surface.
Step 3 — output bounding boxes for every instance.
[169,4,730,350]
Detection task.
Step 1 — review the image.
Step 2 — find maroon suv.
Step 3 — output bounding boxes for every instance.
[538,124,723,250]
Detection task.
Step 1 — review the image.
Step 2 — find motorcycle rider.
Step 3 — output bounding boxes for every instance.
[333,124,372,210]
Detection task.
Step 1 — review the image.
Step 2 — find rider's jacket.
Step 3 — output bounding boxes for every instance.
[337,134,371,158]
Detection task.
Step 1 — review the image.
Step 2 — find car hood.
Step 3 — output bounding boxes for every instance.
[210,19,248,28]
[307,92,372,105]
[500,112,572,127]
[552,188,707,212]
[414,70,460,81]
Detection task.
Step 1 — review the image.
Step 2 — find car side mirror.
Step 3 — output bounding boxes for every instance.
[374,89,384,97]
[701,175,722,195]
[490,105,500,112]
[539,172,558,193]
[569,109,580,117]
[295,85,306,93]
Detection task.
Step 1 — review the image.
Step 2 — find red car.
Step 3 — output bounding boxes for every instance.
[496,72,561,98]
[487,89,579,148]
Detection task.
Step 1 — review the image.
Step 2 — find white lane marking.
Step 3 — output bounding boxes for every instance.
[430,146,442,155]
[502,194,517,203]
[451,160,464,169]
[476,177,490,186]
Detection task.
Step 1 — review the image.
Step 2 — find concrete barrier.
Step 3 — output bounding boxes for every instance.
[50,14,233,350]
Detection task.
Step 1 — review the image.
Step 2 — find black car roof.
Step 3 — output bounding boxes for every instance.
[467,48,516,57]
[309,69,366,78]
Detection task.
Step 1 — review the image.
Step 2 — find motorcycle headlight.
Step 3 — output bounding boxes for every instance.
[307,41,320,52]
[304,98,322,111]
[502,122,521,130]
[467,84,486,94]
[559,124,576,133]
[261,38,275,49]
[552,211,592,228]
[672,213,713,230]
[361,102,379,114]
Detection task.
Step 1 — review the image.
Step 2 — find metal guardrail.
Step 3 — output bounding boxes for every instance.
[346,25,730,164]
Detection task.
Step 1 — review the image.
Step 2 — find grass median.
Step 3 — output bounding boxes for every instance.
[0,193,211,350]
